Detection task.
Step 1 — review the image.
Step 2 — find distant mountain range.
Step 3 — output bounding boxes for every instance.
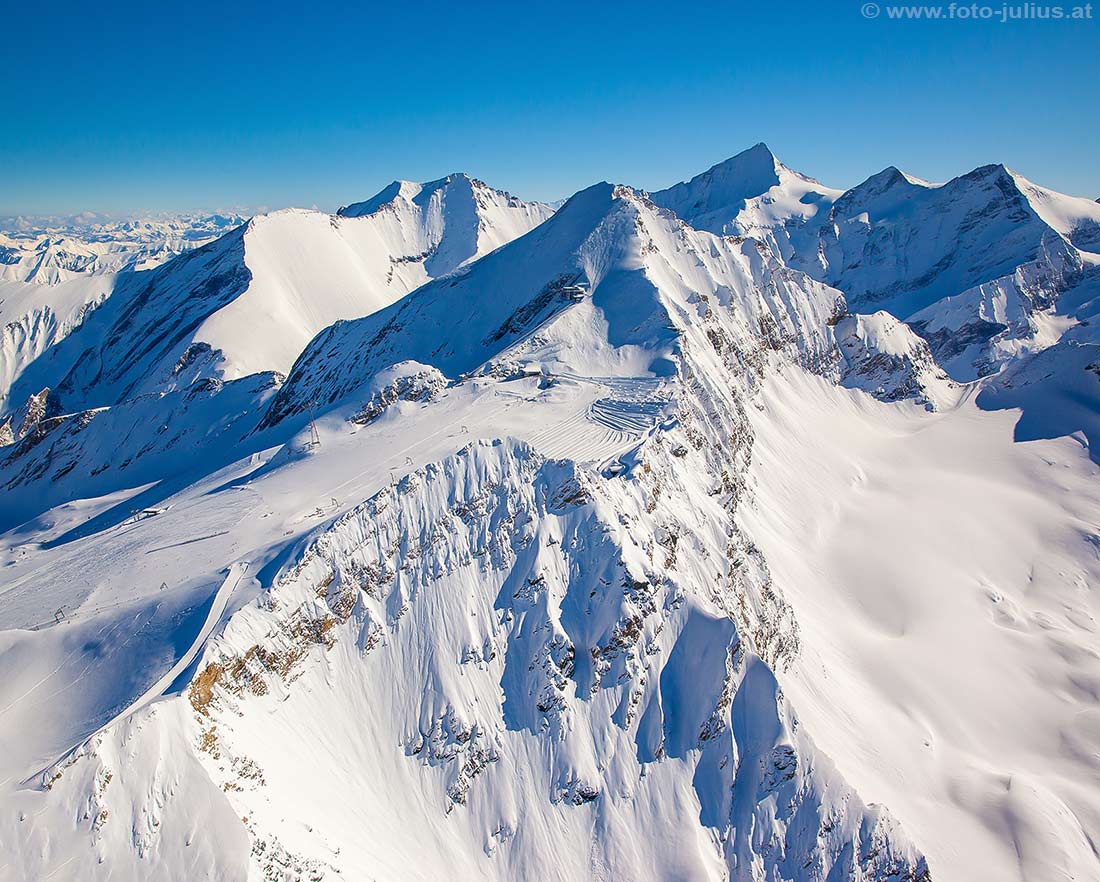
[2,146,1098,882]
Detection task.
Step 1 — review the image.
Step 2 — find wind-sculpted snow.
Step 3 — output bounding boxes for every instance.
[22,438,928,881]
[976,333,1100,459]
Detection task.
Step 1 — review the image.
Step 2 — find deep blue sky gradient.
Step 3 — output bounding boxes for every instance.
[3,0,1096,213]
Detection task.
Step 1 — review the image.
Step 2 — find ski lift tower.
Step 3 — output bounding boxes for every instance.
[305,401,321,450]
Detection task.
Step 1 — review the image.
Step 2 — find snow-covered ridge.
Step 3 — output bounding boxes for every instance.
[0,211,247,284]
[0,176,553,417]
[651,145,1100,380]
[22,423,928,881]
[262,179,845,429]
[5,148,1100,882]
[814,163,1071,316]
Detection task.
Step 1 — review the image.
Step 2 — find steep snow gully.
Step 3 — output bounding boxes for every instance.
[2,145,1100,882]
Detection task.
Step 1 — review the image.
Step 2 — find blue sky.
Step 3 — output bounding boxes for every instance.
[3,0,1096,214]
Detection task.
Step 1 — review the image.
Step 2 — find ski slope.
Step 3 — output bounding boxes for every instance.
[3,149,1100,882]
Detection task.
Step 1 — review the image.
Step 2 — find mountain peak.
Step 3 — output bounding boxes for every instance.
[337,172,545,221]
[725,140,780,171]
[648,143,840,237]
[953,162,1019,191]
[828,166,931,221]
[337,175,478,218]
[741,140,780,163]
[854,165,929,193]
[668,143,782,202]
[646,144,782,235]
[337,180,419,217]
[433,170,474,184]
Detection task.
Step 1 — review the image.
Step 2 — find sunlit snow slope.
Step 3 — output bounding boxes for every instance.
[1,152,1099,882]
[0,175,551,416]
[652,144,1100,382]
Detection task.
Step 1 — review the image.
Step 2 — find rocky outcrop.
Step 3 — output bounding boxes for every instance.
[834,312,954,409]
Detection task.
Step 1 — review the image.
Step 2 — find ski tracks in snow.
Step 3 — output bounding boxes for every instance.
[34,562,251,780]
[528,374,669,464]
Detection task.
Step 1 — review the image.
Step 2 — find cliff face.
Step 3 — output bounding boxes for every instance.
[6,152,1100,882]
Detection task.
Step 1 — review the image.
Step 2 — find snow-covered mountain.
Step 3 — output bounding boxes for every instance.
[337,172,554,271]
[808,164,1100,379]
[0,212,248,284]
[651,145,1100,381]
[2,152,1100,882]
[649,142,843,254]
[0,212,250,420]
[0,176,552,417]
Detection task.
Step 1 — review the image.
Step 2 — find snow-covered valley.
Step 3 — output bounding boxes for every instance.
[1,146,1099,882]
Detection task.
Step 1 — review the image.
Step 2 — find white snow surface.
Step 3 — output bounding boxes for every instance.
[652,147,1100,381]
[0,176,551,415]
[0,211,247,284]
[745,371,1100,882]
[649,142,844,260]
[2,155,1100,882]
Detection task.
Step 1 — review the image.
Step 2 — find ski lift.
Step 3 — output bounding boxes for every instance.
[305,400,321,450]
